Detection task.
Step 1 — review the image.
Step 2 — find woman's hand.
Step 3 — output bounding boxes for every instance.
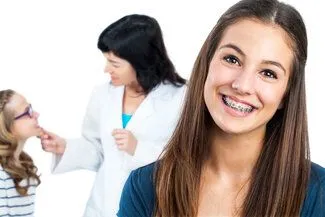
[112,129,138,156]
[39,129,66,155]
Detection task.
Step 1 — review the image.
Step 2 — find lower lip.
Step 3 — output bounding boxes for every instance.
[220,95,255,118]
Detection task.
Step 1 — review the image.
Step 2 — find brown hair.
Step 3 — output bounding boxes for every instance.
[154,0,309,216]
[0,89,41,196]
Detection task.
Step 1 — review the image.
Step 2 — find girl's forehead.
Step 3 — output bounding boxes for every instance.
[6,94,28,114]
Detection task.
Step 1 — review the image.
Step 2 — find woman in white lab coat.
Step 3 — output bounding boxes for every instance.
[40,14,187,217]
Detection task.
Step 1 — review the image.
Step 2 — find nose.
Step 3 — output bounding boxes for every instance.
[104,61,113,74]
[231,68,255,95]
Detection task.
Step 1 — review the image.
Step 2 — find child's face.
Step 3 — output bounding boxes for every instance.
[8,93,41,142]
[204,18,292,136]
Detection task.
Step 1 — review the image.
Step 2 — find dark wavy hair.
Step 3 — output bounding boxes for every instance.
[97,14,186,94]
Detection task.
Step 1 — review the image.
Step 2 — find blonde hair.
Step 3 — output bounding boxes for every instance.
[0,89,40,196]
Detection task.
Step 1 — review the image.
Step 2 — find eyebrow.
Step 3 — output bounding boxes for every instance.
[15,105,29,117]
[19,105,29,114]
[219,43,286,74]
[261,60,286,74]
[219,43,245,56]
[107,58,121,64]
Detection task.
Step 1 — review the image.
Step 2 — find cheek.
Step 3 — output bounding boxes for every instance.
[204,76,217,110]
[11,124,24,139]
[256,83,287,108]
[204,71,216,100]
[120,68,136,80]
[207,62,236,87]
[204,65,229,104]
[11,122,35,140]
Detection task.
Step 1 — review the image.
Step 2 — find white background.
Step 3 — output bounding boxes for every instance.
[0,0,324,216]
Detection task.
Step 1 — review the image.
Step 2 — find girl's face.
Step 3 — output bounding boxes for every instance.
[103,52,139,87]
[204,18,292,136]
[8,93,41,142]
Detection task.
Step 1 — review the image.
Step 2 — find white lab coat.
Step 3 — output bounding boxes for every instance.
[52,81,186,217]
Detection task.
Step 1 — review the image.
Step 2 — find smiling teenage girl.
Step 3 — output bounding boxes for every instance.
[118,1,325,217]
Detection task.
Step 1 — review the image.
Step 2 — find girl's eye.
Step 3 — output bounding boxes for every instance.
[261,69,278,79]
[223,55,240,66]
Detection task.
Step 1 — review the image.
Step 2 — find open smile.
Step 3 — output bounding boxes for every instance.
[221,95,257,115]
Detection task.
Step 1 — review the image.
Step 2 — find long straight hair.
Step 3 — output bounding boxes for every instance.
[154,0,309,216]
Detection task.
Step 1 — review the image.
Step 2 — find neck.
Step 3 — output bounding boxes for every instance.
[207,126,265,179]
[13,140,25,161]
[125,83,144,97]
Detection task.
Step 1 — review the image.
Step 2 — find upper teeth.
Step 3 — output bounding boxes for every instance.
[223,96,253,113]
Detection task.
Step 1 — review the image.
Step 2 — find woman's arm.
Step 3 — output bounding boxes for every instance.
[41,85,104,173]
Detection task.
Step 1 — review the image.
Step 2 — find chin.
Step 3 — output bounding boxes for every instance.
[110,80,122,86]
[28,127,42,138]
[35,128,42,135]
[218,125,246,135]
[214,119,255,135]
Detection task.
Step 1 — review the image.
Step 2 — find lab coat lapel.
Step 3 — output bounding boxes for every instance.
[100,84,124,165]
[126,84,170,131]
[125,95,154,131]
[102,85,124,130]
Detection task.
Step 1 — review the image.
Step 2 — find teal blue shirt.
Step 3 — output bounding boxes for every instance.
[122,113,132,129]
[118,162,325,217]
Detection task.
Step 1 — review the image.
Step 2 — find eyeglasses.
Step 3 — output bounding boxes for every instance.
[14,104,33,120]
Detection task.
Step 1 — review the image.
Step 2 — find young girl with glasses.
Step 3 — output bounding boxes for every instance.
[0,89,41,217]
